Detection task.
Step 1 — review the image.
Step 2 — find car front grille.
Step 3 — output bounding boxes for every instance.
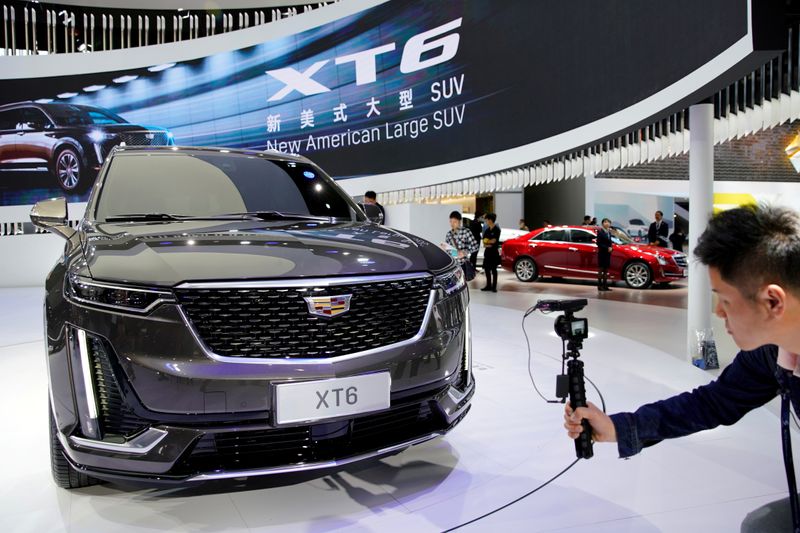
[673,254,688,268]
[87,336,153,438]
[118,131,171,146]
[177,399,444,476]
[174,276,433,359]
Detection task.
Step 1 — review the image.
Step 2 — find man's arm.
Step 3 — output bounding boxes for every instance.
[566,345,779,458]
[464,230,479,255]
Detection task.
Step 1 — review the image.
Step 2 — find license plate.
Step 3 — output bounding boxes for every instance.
[274,373,391,425]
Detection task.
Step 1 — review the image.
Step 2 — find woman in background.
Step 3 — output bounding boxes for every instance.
[481,213,501,292]
[597,218,613,291]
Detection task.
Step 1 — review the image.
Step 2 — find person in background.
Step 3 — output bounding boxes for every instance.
[363,190,386,224]
[543,219,552,227]
[669,227,687,251]
[481,213,501,292]
[468,212,484,268]
[445,211,479,267]
[582,215,592,226]
[590,217,597,226]
[519,218,529,231]
[596,218,613,292]
[565,204,800,532]
[648,210,669,246]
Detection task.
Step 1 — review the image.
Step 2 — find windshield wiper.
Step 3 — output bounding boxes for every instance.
[104,213,191,222]
[222,211,332,221]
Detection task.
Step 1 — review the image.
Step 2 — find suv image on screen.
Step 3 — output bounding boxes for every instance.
[0,101,174,192]
[31,146,473,488]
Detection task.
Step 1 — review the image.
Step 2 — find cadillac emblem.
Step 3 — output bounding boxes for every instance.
[303,294,352,317]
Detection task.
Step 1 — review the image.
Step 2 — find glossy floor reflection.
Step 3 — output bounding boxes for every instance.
[0,286,791,532]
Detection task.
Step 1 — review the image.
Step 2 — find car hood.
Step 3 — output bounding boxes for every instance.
[79,219,453,287]
[94,124,169,133]
[619,243,683,256]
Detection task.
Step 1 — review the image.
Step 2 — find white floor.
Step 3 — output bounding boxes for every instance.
[0,286,793,532]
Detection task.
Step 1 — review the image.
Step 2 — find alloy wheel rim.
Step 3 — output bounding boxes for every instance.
[57,152,79,190]
[626,264,649,287]
[516,260,534,281]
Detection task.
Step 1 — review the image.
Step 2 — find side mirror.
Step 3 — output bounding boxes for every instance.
[30,197,75,240]
[359,203,384,225]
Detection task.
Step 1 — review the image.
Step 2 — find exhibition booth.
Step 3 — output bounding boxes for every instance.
[1,0,799,531]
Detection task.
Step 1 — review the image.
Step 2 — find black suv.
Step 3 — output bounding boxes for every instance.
[32,146,473,488]
[0,101,173,192]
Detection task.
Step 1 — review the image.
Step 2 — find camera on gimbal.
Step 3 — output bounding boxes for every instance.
[537,299,588,346]
[535,298,593,459]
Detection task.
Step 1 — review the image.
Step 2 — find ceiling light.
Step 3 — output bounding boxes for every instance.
[113,75,138,84]
[83,84,106,92]
[148,63,176,72]
[57,92,78,99]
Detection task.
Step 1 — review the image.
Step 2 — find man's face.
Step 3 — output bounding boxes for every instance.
[709,267,771,350]
[364,196,375,205]
[655,212,663,222]
[602,220,611,229]
[449,218,460,230]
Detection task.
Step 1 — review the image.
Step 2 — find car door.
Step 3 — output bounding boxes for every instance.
[527,228,570,276]
[566,228,598,278]
[14,107,55,167]
[0,108,22,166]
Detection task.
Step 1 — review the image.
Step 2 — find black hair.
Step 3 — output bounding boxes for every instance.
[601,218,611,224]
[485,213,497,223]
[583,215,591,221]
[695,204,800,297]
[449,210,462,221]
[364,190,377,200]
[655,210,664,217]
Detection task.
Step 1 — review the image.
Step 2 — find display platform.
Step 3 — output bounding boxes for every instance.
[0,287,791,532]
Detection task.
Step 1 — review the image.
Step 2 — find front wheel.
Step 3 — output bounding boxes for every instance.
[54,147,84,192]
[514,257,538,282]
[50,405,99,489]
[623,261,653,289]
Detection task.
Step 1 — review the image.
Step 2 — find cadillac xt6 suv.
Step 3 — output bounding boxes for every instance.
[32,146,473,488]
[0,101,173,192]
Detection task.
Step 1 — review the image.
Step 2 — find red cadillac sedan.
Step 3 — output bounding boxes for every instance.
[501,225,687,289]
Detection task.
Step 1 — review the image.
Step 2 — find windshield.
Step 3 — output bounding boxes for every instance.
[610,227,634,245]
[93,152,360,222]
[44,104,127,126]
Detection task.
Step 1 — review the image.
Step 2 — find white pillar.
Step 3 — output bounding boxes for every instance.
[686,103,714,361]
[584,171,596,221]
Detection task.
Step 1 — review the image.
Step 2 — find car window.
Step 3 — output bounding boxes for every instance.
[94,152,359,221]
[0,109,22,130]
[21,107,52,128]
[533,229,567,242]
[569,230,595,244]
[610,228,634,245]
[44,104,126,126]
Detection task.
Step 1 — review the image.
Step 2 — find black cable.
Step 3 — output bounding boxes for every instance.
[443,304,606,532]
[521,306,561,404]
[442,458,581,532]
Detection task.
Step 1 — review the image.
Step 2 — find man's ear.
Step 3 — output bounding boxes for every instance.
[761,284,787,318]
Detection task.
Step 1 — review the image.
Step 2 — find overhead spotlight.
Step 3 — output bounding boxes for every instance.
[148,63,176,73]
[83,84,106,92]
[57,92,78,99]
[35,98,53,104]
[785,133,800,173]
[113,75,138,84]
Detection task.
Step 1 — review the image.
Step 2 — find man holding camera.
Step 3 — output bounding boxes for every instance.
[565,204,800,531]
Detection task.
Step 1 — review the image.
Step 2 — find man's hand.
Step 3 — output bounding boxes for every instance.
[564,402,617,443]
[457,250,465,259]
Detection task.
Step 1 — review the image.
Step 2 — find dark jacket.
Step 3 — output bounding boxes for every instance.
[610,345,791,458]
[596,228,613,254]
[648,220,669,246]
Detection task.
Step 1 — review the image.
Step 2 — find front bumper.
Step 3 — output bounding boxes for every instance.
[46,272,473,484]
[59,378,474,484]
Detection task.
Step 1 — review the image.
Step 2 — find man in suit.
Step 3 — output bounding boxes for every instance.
[648,210,669,247]
[363,190,386,224]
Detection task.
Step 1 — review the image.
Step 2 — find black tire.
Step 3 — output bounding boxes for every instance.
[53,147,85,192]
[622,261,653,289]
[514,257,538,282]
[50,405,99,489]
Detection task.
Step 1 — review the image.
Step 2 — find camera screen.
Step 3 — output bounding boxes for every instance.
[571,319,587,337]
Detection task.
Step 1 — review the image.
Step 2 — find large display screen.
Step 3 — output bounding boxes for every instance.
[0,0,752,205]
